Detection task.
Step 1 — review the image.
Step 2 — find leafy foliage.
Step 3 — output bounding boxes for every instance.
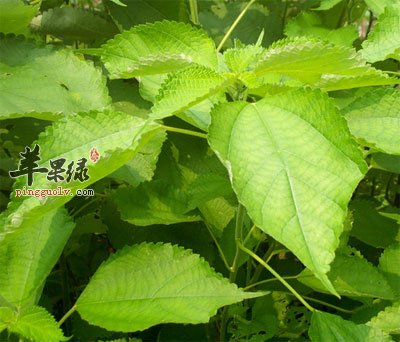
[0,0,399,341]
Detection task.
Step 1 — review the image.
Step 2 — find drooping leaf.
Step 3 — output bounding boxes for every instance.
[0,110,159,238]
[112,181,201,226]
[252,37,397,90]
[208,89,367,294]
[76,243,264,332]
[100,20,218,79]
[309,311,392,342]
[368,302,400,335]
[361,4,400,62]
[0,208,74,306]
[379,243,400,298]
[31,7,119,42]
[285,12,358,47]
[298,247,394,299]
[106,0,188,29]
[343,88,400,154]
[5,306,67,342]
[0,0,38,35]
[0,34,110,120]
[150,65,231,120]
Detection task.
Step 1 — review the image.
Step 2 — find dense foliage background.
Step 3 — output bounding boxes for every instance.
[0,0,399,341]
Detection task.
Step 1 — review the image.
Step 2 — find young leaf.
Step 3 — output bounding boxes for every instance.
[252,37,397,90]
[150,65,231,120]
[100,20,218,79]
[343,88,400,155]
[361,4,400,63]
[208,89,367,294]
[309,311,392,342]
[367,301,400,335]
[31,7,119,42]
[0,0,38,35]
[0,35,110,120]
[0,208,74,307]
[0,110,159,238]
[379,243,400,298]
[76,243,264,332]
[298,247,395,299]
[112,181,201,226]
[223,45,264,74]
[5,306,67,342]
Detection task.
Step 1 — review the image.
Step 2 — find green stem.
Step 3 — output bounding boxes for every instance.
[238,242,315,312]
[189,0,199,25]
[204,222,231,272]
[161,125,207,139]
[58,304,77,327]
[384,70,400,76]
[242,224,256,246]
[216,0,257,52]
[243,275,299,291]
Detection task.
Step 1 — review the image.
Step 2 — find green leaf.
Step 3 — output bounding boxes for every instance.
[361,4,400,63]
[285,12,358,47]
[368,302,400,335]
[379,243,400,298]
[31,7,119,42]
[252,37,397,90]
[111,130,166,186]
[76,243,264,332]
[0,208,74,307]
[5,306,67,342]
[0,110,159,238]
[223,45,264,74]
[112,181,201,226]
[0,0,38,35]
[309,311,392,342]
[208,89,367,294]
[314,0,344,10]
[150,65,231,120]
[298,247,395,299]
[343,88,400,154]
[100,20,218,79]
[371,153,400,173]
[106,0,188,29]
[0,34,110,120]
[364,0,399,15]
[349,199,399,248]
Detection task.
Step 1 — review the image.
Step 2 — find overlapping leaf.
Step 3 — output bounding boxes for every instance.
[0,0,38,35]
[379,243,400,298]
[343,87,400,154]
[368,302,400,335]
[76,243,264,332]
[0,110,159,238]
[0,35,110,120]
[100,20,218,79]
[208,89,367,294]
[361,4,400,62]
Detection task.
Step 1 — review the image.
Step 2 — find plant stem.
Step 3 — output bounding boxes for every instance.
[204,222,231,272]
[189,0,199,25]
[58,304,77,327]
[238,242,315,312]
[160,125,207,139]
[242,224,256,245]
[384,70,400,76]
[217,0,257,52]
[243,275,299,291]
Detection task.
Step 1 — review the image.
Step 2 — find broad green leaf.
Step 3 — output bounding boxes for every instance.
[349,199,399,248]
[0,208,74,306]
[0,0,38,35]
[371,153,400,173]
[364,0,399,15]
[343,88,400,154]
[285,12,358,47]
[208,89,367,294]
[0,35,110,120]
[100,21,218,79]
[5,306,67,342]
[112,181,201,226]
[315,0,343,10]
[111,130,166,186]
[0,110,159,238]
[150,65,231,120]
[298,247,394,299]
[309,311,392,342]
[106,0,188,29]
[31,7,118,42]
[76,243,264,332]
[223,45,264,74]
[368,302,400,335]
[252,37,397,90]
[361,4,400,62]
[379,243,400,298]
